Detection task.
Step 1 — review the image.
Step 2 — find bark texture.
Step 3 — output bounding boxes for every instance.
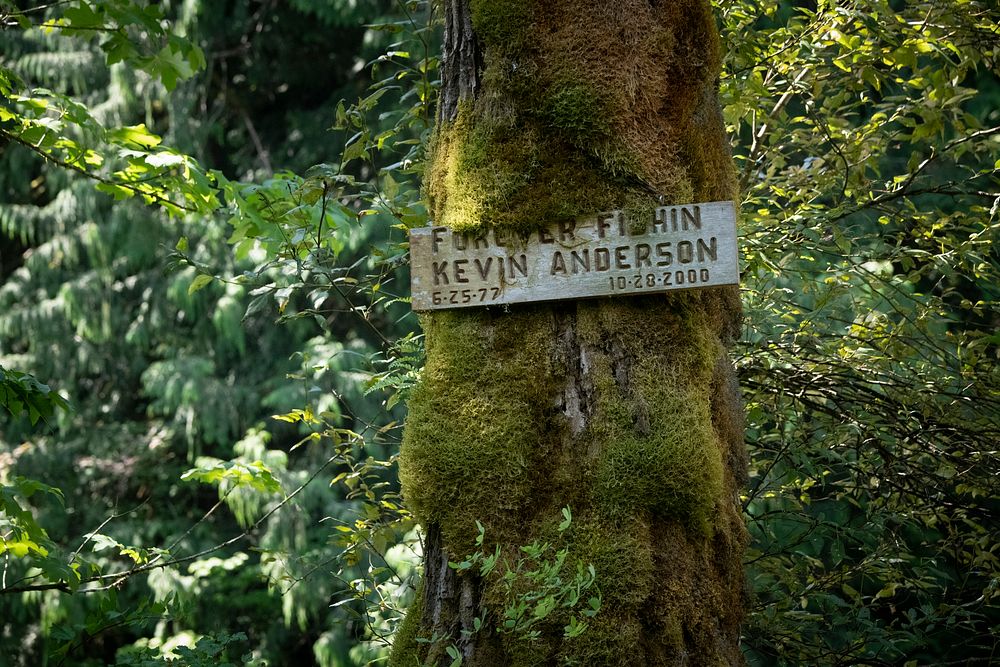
[393,1,747,665]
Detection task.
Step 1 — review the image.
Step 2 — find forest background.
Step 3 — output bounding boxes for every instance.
[0,0,998,665]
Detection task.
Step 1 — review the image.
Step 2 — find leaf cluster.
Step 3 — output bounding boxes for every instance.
[722,0,1000,663]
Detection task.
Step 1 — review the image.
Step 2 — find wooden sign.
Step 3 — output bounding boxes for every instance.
[409,201,739,312]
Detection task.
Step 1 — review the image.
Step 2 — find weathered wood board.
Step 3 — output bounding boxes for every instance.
[410,201,739,311]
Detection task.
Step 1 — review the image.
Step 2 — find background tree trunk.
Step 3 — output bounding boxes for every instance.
[393,1,748,665]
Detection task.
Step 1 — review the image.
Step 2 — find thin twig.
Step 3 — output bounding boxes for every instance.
[0,129,200,213]
[1,451,343,595]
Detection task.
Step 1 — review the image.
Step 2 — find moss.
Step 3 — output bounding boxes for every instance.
[388,581,426,667]
[470,0,533,54]
[426,0,737,233]
[578,300,725,534]
[541,81,611,145]
[559,617,643,667]
[569,515,654,608]
[426,104,640,235]
[623,193,658,234]
[398,308,566,552]
[469,510,654,667]
[400,300,727,546]
[562,302,737,663]
[400,299,743,663]
[469,504,742,666]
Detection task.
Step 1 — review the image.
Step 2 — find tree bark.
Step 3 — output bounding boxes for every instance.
[393,1,747,665]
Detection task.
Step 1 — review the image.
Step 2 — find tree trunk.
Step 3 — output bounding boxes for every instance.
[392,1,747,665]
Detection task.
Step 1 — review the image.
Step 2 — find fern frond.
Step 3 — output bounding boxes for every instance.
[12,50,103,94]
[0,186,88,245]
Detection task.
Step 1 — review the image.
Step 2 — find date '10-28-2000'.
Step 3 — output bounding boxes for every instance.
[430,269,713,305]
[608,269,712,291]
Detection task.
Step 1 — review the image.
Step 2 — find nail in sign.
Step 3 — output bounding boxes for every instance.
[409,201,739,312]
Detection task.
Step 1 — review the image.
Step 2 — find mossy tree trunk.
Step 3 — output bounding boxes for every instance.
[392,1,747,665]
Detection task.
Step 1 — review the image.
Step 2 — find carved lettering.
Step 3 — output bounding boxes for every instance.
[595,247,611,271]
[615,246,631,270]
[432,227,447,254]
[432,261,449,285]
[597,213,614,239]
[652,209,667,233]
[454,259,469,283]
[508,254,528,279]
[682,206,701,231]
[559,220,576,242]
[656,242,673,267]
[635,243,652,268]
[474,257,494,280]
[409,201,738,311]
[697,237,717,262]
[677,241,694,264]
[551,251,568,275]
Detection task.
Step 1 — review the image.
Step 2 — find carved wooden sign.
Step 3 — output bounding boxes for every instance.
[409,201,739,311]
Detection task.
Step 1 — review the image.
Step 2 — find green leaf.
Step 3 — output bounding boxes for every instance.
[558,506,572,532]
[145,152,186,168]
[832,226,851,255]
[62,4,103,30]
[107,124,162,148]
[188,274,213,295]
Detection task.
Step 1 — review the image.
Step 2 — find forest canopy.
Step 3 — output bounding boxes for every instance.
[1,1,998,665]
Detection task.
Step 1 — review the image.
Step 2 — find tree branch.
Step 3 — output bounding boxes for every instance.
[0,452,342,596]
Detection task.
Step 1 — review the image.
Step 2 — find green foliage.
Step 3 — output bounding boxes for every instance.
[365,332,425,411]
[114,631,259,666]
[1,1,428,665]
[449,512,602,648]
[181,458,283,496]
[2,0,998,665]
[0,476,67,575]
[15,0,206,89]
[396,511,603,667]
[0,363,69,424]
[0,6,215,215]
[721,0,1000,663]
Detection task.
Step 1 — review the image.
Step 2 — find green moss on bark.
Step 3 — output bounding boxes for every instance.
[425,103,638,234]
[469,0,532,53]
[400,300,730,546]
[388,581,426,666]
[427,0,736,235]
[403,0,745,663]
[575,300,725,533]
[399,300,744,665]
[398,308,566,552]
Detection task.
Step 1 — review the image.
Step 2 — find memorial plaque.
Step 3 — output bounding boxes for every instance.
[410,201,739,311]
